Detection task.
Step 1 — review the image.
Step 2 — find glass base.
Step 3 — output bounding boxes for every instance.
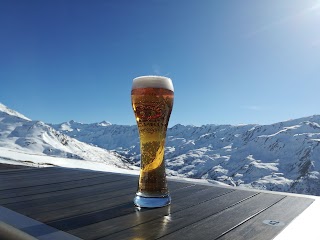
[134,195,171,208]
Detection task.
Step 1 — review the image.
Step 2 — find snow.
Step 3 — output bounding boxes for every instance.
[1,102,320,238]
[0,103,227,187]
[0,147,139,175]
[0,103,131,172]
[60,123,73,132]
[3,102,320,196]
[97,121,112,127]
[52,113,320,196]
[0,147,228,187]
[0,103,30,121]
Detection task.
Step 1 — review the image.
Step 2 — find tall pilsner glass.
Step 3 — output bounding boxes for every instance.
[131,76,174,208]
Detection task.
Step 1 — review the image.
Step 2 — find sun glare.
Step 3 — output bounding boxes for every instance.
[306,2,320,13]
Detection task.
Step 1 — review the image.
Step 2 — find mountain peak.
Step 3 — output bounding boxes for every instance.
[97,121,112,127]
[0,103,31,121]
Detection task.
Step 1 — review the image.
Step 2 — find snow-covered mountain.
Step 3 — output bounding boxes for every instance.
[52,116,320,196]
[2,102,320,196]
[0,103,129,169]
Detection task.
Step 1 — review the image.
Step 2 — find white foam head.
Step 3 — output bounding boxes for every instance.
[132,76,174,91]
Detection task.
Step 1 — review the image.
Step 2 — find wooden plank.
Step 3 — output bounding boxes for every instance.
[0,171,104,190]
[0,163,33,171]
[4,177,190,214]
[0,167,105,180]
[68,187,234,240]
[1,168,313,240]
[32,186,208,223]
[44,184,209,231]
[217,196,314,240]
[0,172,115,193]
[0,166,55,174]
[158,193,285,240]
[4,178,188,207]
[4,177,136,211]
[8,186,134,215]
[33,192,135,223]
[0,167,78,176]
[0,177,135,205]
[0,171,108,190]
[14,180,193,217]
[0,174,130,199]
[99,191,269,240]
[0,169,76,182]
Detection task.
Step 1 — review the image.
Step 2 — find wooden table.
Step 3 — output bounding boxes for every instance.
[0,167,316,239]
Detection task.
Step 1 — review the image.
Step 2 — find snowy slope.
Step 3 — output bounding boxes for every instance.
[0,103,30,121]
[2,102,319,195]
[0,103,129,169]
[52,116,320,196]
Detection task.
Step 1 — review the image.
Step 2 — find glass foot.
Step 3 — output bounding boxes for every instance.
[134,195,171,208]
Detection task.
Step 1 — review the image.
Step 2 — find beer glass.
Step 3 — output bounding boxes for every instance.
[131,76,174,208]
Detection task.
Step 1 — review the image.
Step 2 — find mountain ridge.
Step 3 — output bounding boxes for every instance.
[2,102,320,196]
[52,114,320,196]
[0,103,129,169]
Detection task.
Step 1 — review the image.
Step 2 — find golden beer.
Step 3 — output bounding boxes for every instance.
[131,76,174,208]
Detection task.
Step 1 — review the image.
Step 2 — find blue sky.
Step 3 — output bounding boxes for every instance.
[0,0,320,126]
